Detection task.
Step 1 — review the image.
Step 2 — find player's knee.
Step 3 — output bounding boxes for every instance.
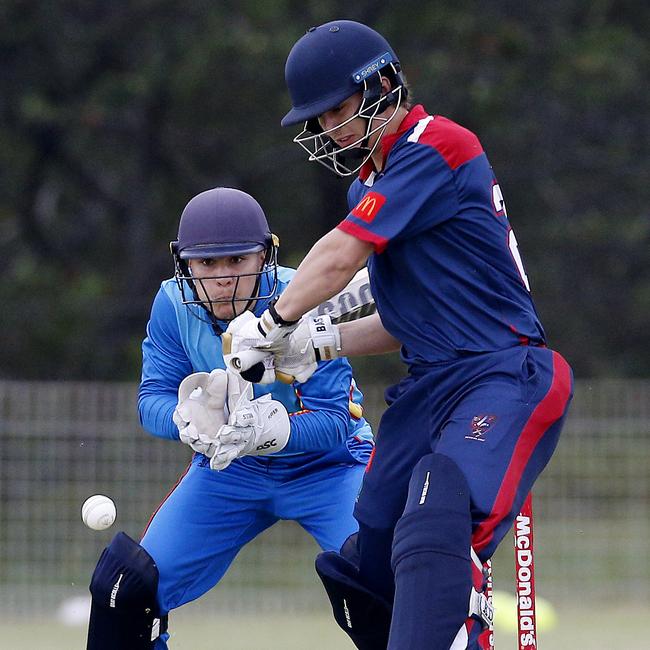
[87,532,167,650]
[340,532,360,565]
[391,453,471,571]
[315,550,392,650]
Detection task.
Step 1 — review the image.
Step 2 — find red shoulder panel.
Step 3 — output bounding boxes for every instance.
[418,116,484,170]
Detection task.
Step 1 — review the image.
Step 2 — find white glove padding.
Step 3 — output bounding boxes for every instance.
[257,305,300,343]
[274,315,341,384]
[223,305,301,380]
[173,369,227,457]
[226,367,254,417]
[222,311,277,384]
[209,393,290,471]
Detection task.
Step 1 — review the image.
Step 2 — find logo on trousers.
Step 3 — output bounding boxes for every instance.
[343,599,353,628]
[419,471,431,505]
[110,573,123,608]
[465,415,497,441]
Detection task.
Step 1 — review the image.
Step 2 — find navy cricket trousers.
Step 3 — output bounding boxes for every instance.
[353,345,573,648]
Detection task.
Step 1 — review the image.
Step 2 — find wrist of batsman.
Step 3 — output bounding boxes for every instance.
[267,297,300,328]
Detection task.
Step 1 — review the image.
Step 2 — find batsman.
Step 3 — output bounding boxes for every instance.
[228,20,574,650]
[85,187,373,649]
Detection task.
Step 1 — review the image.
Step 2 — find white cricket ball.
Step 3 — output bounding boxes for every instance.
[81,494,116,531]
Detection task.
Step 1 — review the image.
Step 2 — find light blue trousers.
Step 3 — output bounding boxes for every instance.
[140,453,366,649]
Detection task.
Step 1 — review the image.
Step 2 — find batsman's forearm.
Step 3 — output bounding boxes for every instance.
[274,229,371,322]
[339,313,402,357]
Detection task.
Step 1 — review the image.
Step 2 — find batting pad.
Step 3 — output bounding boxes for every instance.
[87,532,166,650]
[315,551,392,650]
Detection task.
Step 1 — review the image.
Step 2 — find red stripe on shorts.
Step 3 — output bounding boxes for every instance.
[471,352,572,552]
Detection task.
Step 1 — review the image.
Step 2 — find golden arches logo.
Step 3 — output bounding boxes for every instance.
[357,195,377,215]
[351,191,386,223]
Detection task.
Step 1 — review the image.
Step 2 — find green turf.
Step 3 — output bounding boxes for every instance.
[2,606,648,649]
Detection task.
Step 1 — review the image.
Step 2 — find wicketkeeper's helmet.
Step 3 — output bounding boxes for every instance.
[170,187,279,323]
[282,20,407,177]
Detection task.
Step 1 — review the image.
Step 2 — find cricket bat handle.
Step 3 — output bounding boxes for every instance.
[229,347,269,372]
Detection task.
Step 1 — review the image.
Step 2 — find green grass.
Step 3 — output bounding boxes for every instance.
[3,605,649,649]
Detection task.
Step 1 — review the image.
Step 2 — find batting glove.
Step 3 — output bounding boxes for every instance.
[275,315,341,384]
[222,311,277,384]
[223,299,302,383]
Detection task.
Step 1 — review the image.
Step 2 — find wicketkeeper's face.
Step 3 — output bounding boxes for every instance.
[188,252,266,320]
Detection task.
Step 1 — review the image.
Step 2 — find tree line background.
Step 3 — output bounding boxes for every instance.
[1,0,648,381]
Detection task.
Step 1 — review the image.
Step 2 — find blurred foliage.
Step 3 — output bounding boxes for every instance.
[0,0,648,380]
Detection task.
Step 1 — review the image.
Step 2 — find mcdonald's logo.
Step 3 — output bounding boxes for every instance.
[351,191,386,223]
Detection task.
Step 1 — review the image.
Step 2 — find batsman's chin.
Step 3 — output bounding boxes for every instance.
[335,135,355,147]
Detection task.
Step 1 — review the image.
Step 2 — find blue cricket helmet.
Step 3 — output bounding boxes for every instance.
[281,21,407,177]
[282,20,400,127]
[174,187,272,258]
[170,188,279,324]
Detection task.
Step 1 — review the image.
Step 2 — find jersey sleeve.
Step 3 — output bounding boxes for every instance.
[281,358,354,454]
[138,288,193,440]
[338,132,474,252]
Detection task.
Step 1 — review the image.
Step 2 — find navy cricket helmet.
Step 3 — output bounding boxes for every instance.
[282,20,407,176]
[170,188,279,323]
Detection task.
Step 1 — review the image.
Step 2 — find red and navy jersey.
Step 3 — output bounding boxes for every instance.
[338,105,545,366]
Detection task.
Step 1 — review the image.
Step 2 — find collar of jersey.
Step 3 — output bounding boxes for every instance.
[359,104,430,181]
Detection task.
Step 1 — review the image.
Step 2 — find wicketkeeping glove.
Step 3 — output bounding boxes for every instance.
[210,393,290,471]
[225,366,253,417]
[173,369,227,457]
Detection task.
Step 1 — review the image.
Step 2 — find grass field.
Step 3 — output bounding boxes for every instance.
[3,606,649,649]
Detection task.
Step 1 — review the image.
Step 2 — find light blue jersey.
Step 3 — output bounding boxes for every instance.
[138,265,374,649]
[138,265,373,462]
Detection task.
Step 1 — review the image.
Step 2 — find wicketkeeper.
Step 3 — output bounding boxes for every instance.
[85,187,373,649]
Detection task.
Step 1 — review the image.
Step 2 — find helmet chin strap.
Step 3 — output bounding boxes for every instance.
[332,141,373,176]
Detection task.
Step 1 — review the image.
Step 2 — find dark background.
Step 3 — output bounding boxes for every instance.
[1,0,648,380]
